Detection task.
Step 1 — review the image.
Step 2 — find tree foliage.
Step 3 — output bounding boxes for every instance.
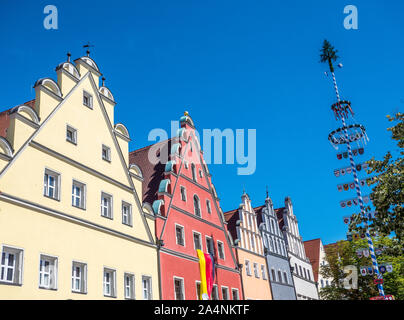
[349,113,404,244]
[319,237,404,300]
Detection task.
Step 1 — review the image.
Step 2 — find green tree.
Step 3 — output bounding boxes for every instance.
[320,237,404,300]
[349,113,404,244]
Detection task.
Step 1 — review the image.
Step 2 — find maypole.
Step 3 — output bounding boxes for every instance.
[320,40,385,297]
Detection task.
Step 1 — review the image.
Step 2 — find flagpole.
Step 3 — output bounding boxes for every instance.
[322,41,385,297]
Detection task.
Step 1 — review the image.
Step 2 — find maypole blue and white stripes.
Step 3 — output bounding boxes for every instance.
[330,72,385,297]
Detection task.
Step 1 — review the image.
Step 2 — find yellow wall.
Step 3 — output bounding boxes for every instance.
[0,66,158,299]
[237,249,272,300]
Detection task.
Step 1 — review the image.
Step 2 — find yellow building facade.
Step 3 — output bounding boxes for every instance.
[0,54,159,299]
[224,193,272,300]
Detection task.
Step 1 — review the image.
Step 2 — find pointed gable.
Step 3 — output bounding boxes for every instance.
[304,238,321,282]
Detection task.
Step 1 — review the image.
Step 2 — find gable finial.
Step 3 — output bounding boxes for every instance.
[266,186,269,198]
[184,110,189,116]
[83,42,95,57]
[102,77,105,87]
[67,52,71,62]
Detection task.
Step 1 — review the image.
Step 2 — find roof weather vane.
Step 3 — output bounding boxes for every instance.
[83,42,94,57]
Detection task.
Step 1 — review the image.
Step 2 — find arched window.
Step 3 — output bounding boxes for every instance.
[193,195,201,217]
[191,163,197,182]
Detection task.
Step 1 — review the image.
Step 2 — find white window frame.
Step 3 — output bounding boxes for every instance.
[192,231,202,251]
[43,168,61,200]
[122,201,132,226]
[193,194,201,217]
[103,267,116,298]
[71,261,87,294]
[38,254,58,290]
[271,268,276,281]
[142,275,152,300]
[101,192,113,219]
[72,180,86,209]
[83,90,93,109]
[278,270,283,283]
[66,125,77,144]
[102,144,111,162]
[253,262,260,278]
[199,169,203,178]
[0,245,23,285]
[245,260,251,276]
[221,286,229,300]
[261,265,267,280]
[195,281,201,300]
[173,276,185,300]
[124,273,135,300]
[175,224,185,247]
[205,236,214,256]
[217,240,225,260]
[180,186,187,202]
[231,288,239,300]
[283,271,288,284]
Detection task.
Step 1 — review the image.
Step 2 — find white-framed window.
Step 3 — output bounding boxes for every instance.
[39,254,58,290]
[101,192,113,219]
[194,195,201,217]
[191,163,197,182]
[196,281,201,300]
[212,285,219,300]
[206,236,214,256]
[217,241,225,260]
[193,231,202,250]
[43,168,60,200]
[307,270,311,281]
[321,279,324,288]
[124,273,135,300]
[253,263,259,278]
[232,288,239,300]
[174,277,185,300]
[66,125,77,144]
[261,265,267,280]
[180,186,187,201]
[271,268,276,281]
[0,246,23,285]
[72,180,86,209]
[83,90,93,109]
[221,286,229,300]
[142,275,152,300]
[175,224,185,246]
[206,200,211,214]
[72,261,87,294]
[102,145,111,162]
[278,270,283,283]
[245,260,251,276]
[103,268,116,297]
[199,169,203,178]
[122,201,132,226]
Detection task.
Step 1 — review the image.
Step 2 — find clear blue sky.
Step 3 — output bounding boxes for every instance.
[0,0,402,245]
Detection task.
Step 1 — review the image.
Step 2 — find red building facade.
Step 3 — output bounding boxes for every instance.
[129,112,243,300]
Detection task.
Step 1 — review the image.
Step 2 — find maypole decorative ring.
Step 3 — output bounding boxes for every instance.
[331,100,354,120]
[328,124,368,148]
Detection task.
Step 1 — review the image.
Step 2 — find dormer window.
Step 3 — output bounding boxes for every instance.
[83,91,93,109]
[102,145,111,162]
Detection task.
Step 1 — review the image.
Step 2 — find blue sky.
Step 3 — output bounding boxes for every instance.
[0,0,403,245]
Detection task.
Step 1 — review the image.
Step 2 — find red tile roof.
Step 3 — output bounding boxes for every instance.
[0,99,35,138]
[129,139,173,205]
[253,205,265,225]
[303,238,321,282]
[223,208,240,242]
[275,207,285,229]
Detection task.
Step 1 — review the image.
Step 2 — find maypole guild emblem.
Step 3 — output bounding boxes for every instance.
[367,267,374,275]
[360,267,367,276]
[343,184,349,191]
[334,169,340,177]
[379,265,387,274]
[356,250,363,258]
[337,153,343,160]
[359,148,364,155]
[363,249,370,258]
[338,185,343,192]
[343,216,350,224]
[386,264,393,273]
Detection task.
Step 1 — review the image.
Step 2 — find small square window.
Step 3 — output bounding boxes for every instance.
[72,180,86,209]
[0,247,23,285]
[102,145,111,162]
[66,125,77,144]
[232,289,239,300]
[206,200,211,214]
[253,263,259,278]
[39,255,58,290]
[206,237,214,255]
[124,273,135,299]
[199,170,203,178]
[196,281,201,300]
[245,260,251,276]
[174,277,185,300]
[221,287,229,300]
[180,186,187,201]
[72,261,87,293]
[122,202,132,226]
[261,265,267,280]
[212,285,219,300]
[103,268,116,297]
[101,192,113,219]
[175,225,185,246]
[83,91,93,109]
[43,169,60,200]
